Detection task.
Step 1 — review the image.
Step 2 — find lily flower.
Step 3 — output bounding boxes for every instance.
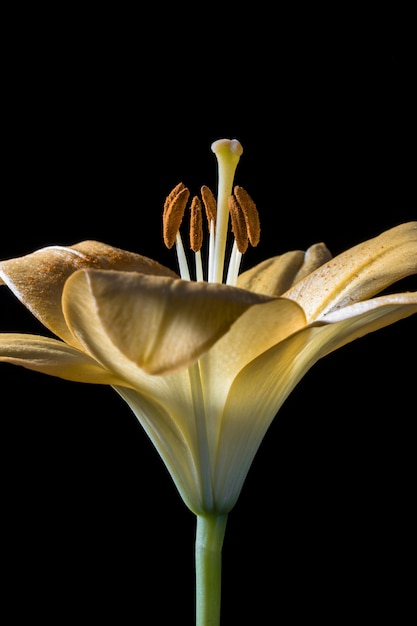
[1,139,416,625]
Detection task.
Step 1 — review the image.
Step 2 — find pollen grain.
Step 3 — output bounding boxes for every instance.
[201,185,217,227]
[228,195,249,253]
[163,183,190,249]
[190,196,203,252]
[234,186,261,247]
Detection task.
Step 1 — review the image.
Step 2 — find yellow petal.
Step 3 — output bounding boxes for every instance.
[64,269,212,498]
[0,333,123,384]
[200,297,306,442]
[237,243,332,296]
[0,329,205,511]
[213,293,417,510]
[284,222,417,321]
[0,240,178,345]
[214,326,327,511]
[115,385,205,514]
[63,269,273,375]
[317,293,417,354]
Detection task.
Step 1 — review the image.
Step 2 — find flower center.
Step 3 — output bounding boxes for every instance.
[162,138,260,286]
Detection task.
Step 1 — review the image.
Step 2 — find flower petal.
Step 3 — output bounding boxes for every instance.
[213,293,417,511]
[0,333,123,384]
[115,386,205,514]
[318,293,417,353]
[0,241,178,345]
[62,269,216,498]
[214,329,315,511]
[63,269,273,375]
[200,297,306,440]
[284,222,417,321]
[237,243,332,296]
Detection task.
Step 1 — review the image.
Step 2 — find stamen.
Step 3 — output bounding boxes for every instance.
[226,241,242,286]
[190,197,204,281]
[228,195,248,254]
[164,181,186,213]
[190,196,203,252]
[162,141,255,286]
[175,232,191,281]
[163,183,190,249]
[233,186,261,247]
[201,185,217,227]
[200,185,217,283]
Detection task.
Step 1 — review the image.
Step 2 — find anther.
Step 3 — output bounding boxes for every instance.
[163,183,190,249]
[200,185,217,227]
[228,195,249,253]
[163,182,186,213]
[190,196,203,252]
[233,186,261,247]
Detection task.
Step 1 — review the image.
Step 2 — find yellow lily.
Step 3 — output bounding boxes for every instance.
[1,139,416,625]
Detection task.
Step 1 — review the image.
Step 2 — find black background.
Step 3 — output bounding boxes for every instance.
[1,9,416,624]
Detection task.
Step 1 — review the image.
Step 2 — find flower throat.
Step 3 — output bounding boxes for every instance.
[163,139,260,286]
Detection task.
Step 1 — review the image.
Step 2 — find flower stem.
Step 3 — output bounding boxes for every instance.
[195,513,228,626]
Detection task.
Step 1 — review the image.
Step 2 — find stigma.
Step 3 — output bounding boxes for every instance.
[162,139,260,286]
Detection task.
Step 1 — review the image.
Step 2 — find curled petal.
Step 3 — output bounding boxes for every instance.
[0,241,178,345]
[0,333,124,384]
[317,293,417,352]
[284,222,417,321]
[237,243,332,296]
[63,270,273,375]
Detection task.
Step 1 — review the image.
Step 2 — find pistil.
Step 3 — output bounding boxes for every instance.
[210,139,244,284]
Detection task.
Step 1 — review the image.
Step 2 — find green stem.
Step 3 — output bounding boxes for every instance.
[195,513,228,626]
